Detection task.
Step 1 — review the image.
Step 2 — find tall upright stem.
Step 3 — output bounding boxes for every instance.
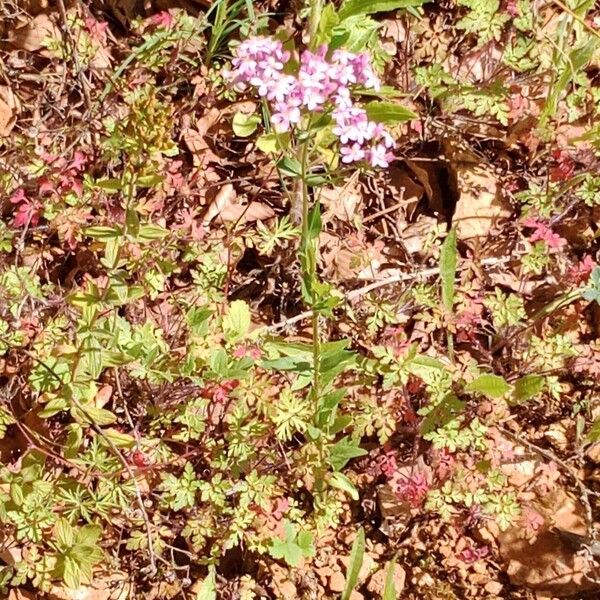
[299,142,320,401]
[308,0,322,48]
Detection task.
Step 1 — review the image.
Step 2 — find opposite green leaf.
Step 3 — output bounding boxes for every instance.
[232,111,261,137]
[365,101,417,123]
[339,0,427,19]
[465,374,511,399]
[329,436,368,471]
[440,226,457,311]
[329,471,359,501]
[512,374,545,404]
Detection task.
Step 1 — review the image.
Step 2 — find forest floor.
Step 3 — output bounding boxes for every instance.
[1,1,600,599]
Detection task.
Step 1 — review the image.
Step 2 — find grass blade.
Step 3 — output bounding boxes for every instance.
[341,527,366,600]
[382,557,397,600]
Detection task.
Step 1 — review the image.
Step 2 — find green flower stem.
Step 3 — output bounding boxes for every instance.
[299,140,321,402]
[308,0,322,48]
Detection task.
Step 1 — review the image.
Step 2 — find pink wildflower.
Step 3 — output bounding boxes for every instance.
[271,100,301,132]
[341,143,366,163]
[367,143,393,168]
[226,37,393,167]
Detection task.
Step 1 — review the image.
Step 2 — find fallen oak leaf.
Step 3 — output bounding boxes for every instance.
[8,13,62,52]
[0,86,20,137]
[202,184,274,226]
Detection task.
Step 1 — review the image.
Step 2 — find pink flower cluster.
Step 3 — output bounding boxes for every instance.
[226,37,395,168]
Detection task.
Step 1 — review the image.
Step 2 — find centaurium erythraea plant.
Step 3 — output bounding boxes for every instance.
[225,36,396,168]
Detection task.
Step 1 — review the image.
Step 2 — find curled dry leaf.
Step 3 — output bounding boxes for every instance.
[203,184,274,225]
[94,384,113,408]
[0,86,20,137]
[9,13,62,52]
[452,164,511,240]
[497,488,599,595]
[182,108,222,167]
[320,175,362,223]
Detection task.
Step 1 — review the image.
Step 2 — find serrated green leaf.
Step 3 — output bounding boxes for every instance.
[63,556,81,589]
[465,374,510,398]
[232,111,261,137]
[365,101,417,123]
[342,527,365,600]
[296,530,315,556]
[76,524,102,547]
[268,521,313,567]
[195,566,217,600]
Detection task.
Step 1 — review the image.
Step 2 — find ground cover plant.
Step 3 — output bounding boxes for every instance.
[1,0,600,598]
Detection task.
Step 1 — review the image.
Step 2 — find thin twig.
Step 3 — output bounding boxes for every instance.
[264,256,511,333]
[56,0,93,112]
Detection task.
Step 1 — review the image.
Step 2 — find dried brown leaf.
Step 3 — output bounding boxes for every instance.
[203,184,274,225]
[452,165,510,240]
[0,86,20,136]
[9,13,61,52]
